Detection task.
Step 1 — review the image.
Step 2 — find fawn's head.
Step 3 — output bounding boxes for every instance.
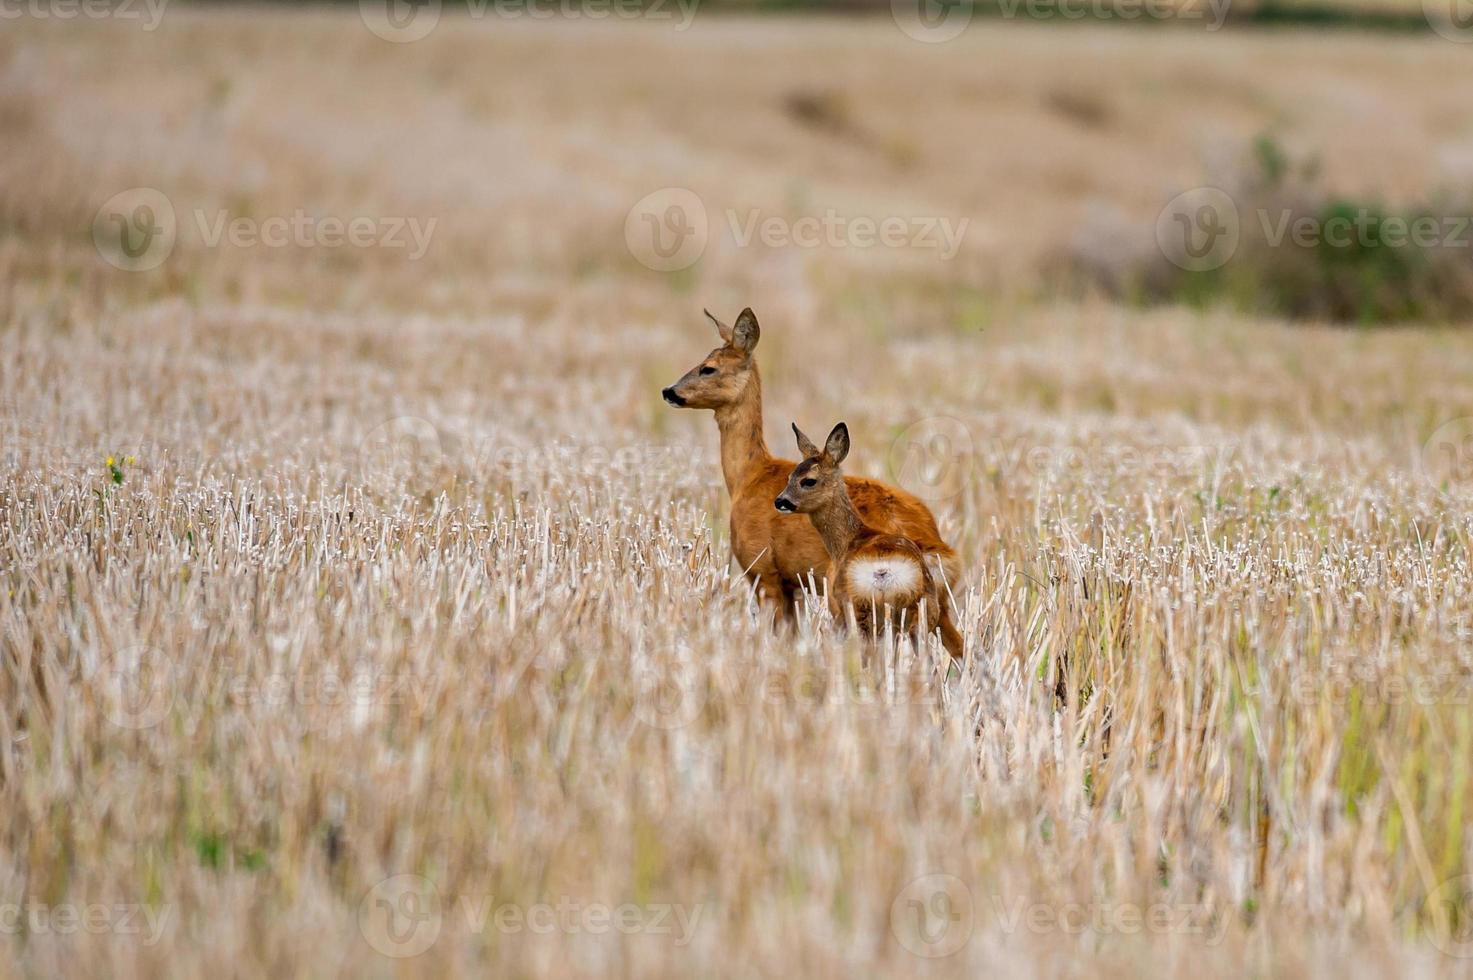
[661,308,761,411]
[774,422,850,514]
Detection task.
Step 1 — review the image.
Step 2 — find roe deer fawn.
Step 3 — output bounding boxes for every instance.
[775,422,963,659]
[661,307,961,618]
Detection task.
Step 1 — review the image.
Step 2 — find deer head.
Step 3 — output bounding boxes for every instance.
[661,308,761,411]
[774,422,850,514]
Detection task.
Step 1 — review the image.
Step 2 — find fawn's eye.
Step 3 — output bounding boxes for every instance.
[800,478,817,488]
[699,366,717,376]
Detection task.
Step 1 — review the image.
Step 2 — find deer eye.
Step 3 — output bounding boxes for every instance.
[699,366,717,376]
[800,478,817,488]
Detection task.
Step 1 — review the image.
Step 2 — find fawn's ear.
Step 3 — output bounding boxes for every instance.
[792,422,820,459]
[731,308,760,355]
[704,308,733,343]
[824,422,850,465]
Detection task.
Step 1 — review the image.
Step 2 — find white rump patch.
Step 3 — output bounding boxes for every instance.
[845,557,923,599]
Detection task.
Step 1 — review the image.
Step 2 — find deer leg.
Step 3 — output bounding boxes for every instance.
[919,594,964,660]
[938,611,964,659]
[752,570,796,623]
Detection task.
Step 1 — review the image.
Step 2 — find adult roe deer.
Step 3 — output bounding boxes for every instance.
[661,307,961,617]
[775,422,964,658]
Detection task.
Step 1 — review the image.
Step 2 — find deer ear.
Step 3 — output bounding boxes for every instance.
[824,422,850,465]
[704,308,733,342]
[792,422,819,459]
[731,308,760,354]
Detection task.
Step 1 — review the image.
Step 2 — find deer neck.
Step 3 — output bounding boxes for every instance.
[713,367,771,496]
[808,483,867,562]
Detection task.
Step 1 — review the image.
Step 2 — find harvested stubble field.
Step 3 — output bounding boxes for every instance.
[6,9,1473,978]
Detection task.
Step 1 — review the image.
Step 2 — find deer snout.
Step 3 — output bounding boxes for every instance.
[661,386,686,407]
[774,496,797,513]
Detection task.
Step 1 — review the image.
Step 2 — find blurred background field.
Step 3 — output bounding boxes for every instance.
[6,7,1473,979]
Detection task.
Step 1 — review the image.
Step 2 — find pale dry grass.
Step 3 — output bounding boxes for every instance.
[5,10,1473,979]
